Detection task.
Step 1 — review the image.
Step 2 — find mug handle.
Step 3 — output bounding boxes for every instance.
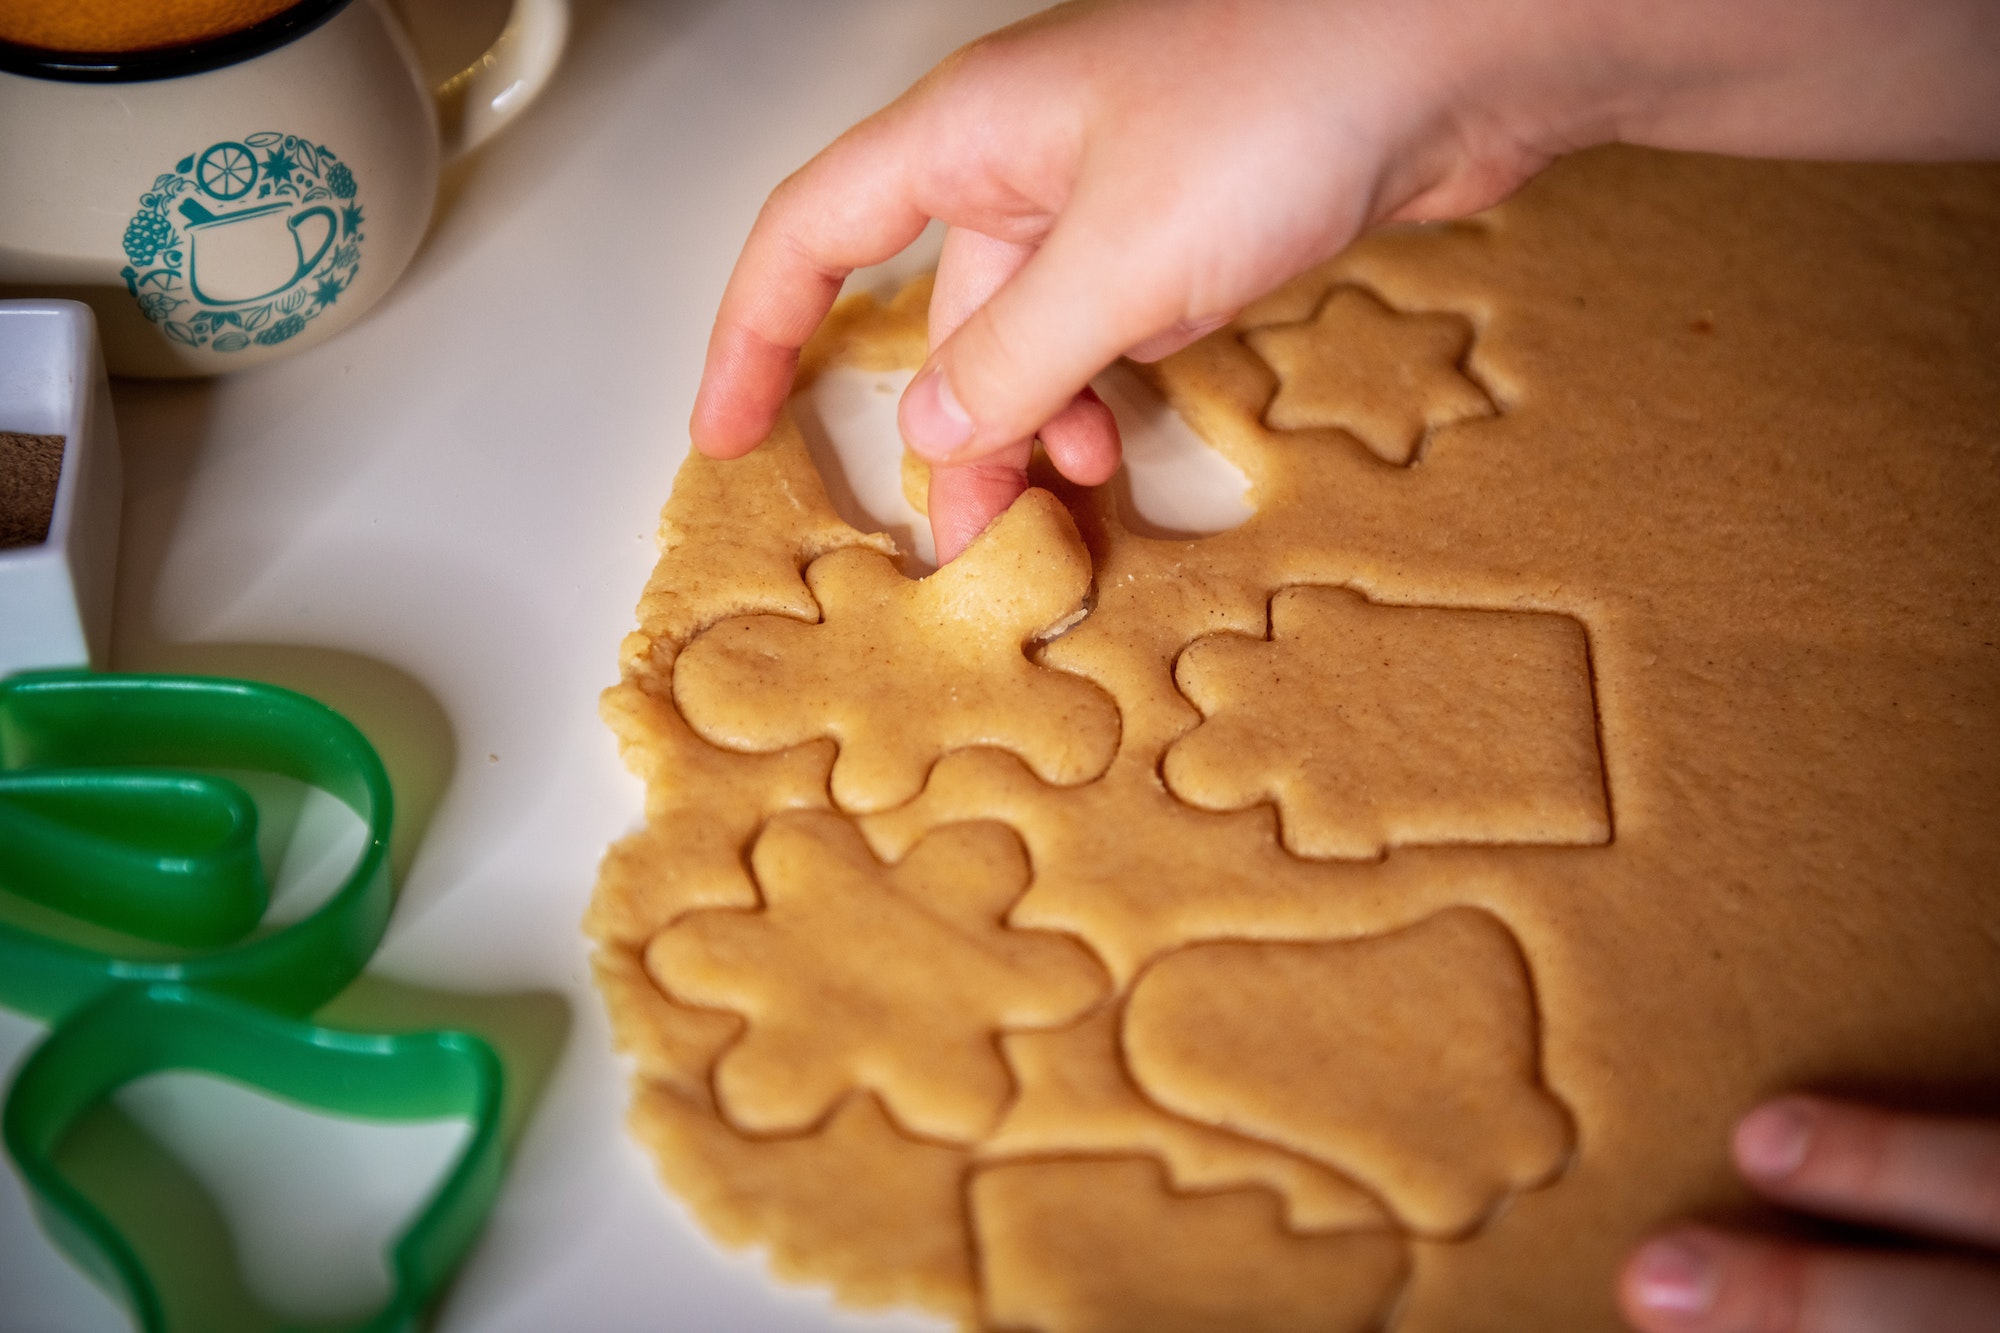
[288,206,339,284]
[430,0,570,161]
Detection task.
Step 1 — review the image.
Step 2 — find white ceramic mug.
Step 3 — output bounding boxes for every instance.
[0,0,567,377]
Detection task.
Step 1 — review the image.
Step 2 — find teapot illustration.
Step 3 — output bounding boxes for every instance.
[177,197,336,306]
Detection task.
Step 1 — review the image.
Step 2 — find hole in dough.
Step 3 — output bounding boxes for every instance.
[1092,362,1252,539]
[801,360,1254,580]
[798,367,936,575]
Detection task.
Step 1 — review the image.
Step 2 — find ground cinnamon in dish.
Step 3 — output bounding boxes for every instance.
[0,433,63,549]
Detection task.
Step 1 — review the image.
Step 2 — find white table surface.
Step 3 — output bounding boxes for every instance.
[0,3,1099,1329]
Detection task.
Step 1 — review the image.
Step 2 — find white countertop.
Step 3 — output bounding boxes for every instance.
[0,3,1073,1329]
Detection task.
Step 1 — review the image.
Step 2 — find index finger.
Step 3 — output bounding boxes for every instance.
[689,115,935,459]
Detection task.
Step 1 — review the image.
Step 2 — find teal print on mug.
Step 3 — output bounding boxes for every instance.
[118,132,363,354]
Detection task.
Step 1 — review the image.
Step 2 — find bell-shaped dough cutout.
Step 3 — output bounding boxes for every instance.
[987,1007,1390,1232]
[1123,908,1573,1237]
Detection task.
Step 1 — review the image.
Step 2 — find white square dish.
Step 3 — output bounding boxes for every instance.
[0,300,121,675]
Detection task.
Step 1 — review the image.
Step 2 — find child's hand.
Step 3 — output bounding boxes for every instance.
[691,0,1999,560]
[690,0,1584,558]
[1621,1097,2000,1332]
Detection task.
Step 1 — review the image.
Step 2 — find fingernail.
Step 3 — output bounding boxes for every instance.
[1631,1238,1717,1315]
[901,364,975,461]
[1736,1101,1813,1180]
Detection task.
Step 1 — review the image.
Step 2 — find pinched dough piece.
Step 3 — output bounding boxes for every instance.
[672,487,1121,813]
[971,1156,1407,1333]
[647,810,1108,1143]
[1164,585,1609,860]
[629,1083,977,1323]
[1124,908,1573,1237]
[1243,284,1494,466]
[985,1007,1390,1232]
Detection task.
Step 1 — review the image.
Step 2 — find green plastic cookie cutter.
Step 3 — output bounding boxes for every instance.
[3,982,506,1333]
[0,670,394,1021]
[0,669,515,1330]
[0,767,264,948]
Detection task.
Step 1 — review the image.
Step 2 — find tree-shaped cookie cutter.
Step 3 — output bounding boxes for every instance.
[0,670,508,1333]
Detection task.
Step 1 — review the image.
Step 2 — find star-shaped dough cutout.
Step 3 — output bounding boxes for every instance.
[1243,285,1495,465]
[672,487,1121,813]
[647,810,1109,1143]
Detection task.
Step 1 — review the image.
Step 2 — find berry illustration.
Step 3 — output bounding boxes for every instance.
[327,162,357,199]
[122,211,173,266]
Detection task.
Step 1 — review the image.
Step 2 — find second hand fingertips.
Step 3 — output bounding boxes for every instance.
[1628,1236,1721,1322]
[1736,1099,1815,1183]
